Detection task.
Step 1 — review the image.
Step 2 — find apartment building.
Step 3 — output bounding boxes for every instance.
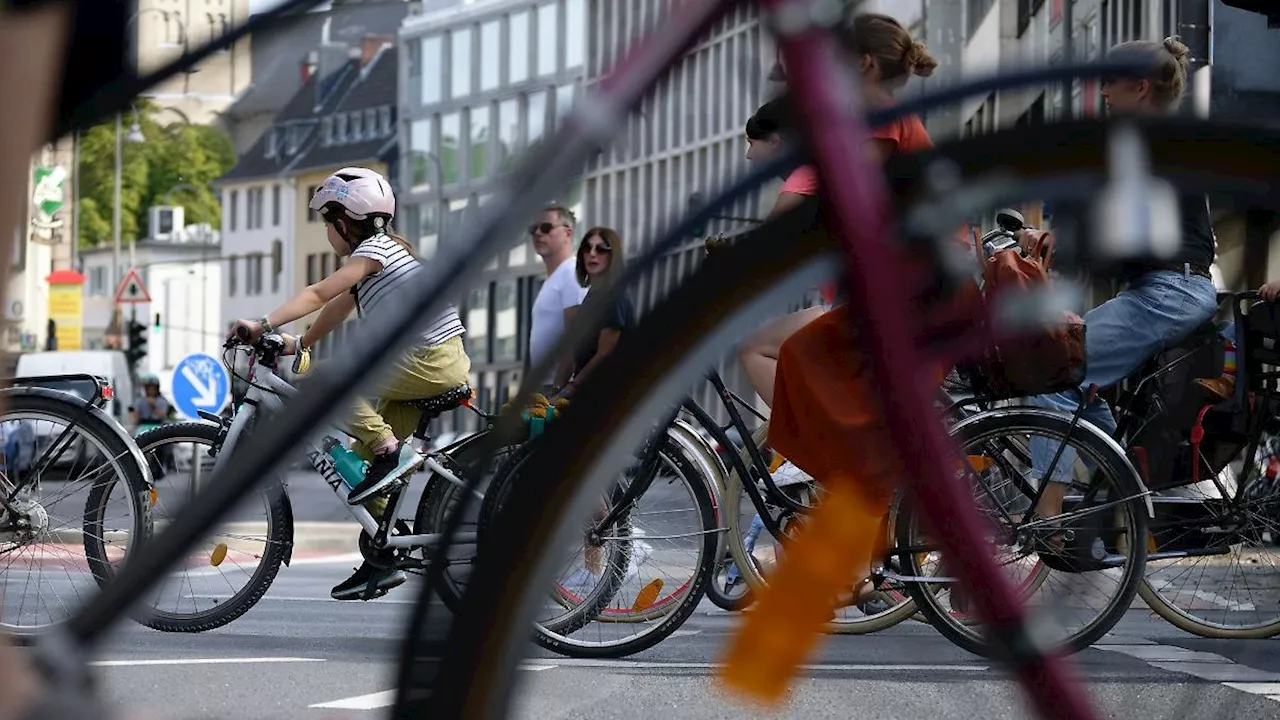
[132,0,254,125]
[398,0,587,429]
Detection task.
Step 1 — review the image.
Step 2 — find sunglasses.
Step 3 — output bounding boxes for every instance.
[529,222,564,236]
[584,241,612,255]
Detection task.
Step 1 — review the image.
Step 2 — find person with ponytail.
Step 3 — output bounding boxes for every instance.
[229,166,470,601]
[732,13,939,497]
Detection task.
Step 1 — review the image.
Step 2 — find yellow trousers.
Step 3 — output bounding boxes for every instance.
[345,335,471,458]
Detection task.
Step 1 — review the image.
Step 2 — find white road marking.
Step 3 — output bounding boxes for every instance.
[171,553,367,578]
[523,659,989,672]
[186,594,419,605]
[310,666,559,710]
[92,657,325,668]
[1098,643,1280,702]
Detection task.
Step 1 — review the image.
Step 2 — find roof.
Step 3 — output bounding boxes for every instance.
[224,1,411,121]
[289,51,399,174]
[218,51,399,186]
[218,60,362,184]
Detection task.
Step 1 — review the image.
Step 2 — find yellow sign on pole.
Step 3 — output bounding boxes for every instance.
[45,269,84,351]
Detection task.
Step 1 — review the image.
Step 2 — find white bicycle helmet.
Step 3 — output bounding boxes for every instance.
[308,167,396,227]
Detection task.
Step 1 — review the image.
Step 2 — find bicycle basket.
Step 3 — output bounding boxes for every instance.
[955,321,1087,401]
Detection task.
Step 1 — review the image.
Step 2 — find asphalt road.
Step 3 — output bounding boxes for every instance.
[77,555,1280,720]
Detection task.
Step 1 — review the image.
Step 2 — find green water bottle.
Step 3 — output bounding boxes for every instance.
[323,437,368,490]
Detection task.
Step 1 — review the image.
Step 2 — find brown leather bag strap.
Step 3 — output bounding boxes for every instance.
[1019,229,1055,270]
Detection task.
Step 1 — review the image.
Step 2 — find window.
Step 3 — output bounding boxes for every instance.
[497,98,519,172]
[509,11,529,84]
[245,188,257,230]
[536,4,557,76]
[306,254,319,285]
[480,20,500,91]
[306,186,320,222]
[493,278,517,362]
[451,28,473,98]
[565,0,585,69]
[351,111,364,140]
[229,189,238,230]
[285,125,300,154]
[272,185,281,226]
[1017,0,1045,36]
[555,83,575,127]
[469,105,490,181]
[465,284,490,360]
[321,117,333,146]
[265,130,279,157]
[228,256,237,296]
[378,106,392,136]
[89,267,106,295]
[247,254,264,296]
[440,112,461,185]
[527,90,547,147]
[272,240,282,293]
[966,0,995,38]
[335,114,348,143]
[364,108,378,137]
[421,35,443,104]
[410,118,435,187]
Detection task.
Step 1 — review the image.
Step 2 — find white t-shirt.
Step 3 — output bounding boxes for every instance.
[351,234,466,347]
[529,257,588,385]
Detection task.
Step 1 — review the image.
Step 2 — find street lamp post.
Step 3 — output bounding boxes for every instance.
[109,110,146,345]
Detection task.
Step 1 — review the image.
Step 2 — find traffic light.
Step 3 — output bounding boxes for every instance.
[125,320,147,370]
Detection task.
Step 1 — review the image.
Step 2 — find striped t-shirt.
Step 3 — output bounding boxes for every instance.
[351,234,466,347]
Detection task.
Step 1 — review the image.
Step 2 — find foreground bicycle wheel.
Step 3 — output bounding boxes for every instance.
[404,117,1280,719]
[0,392,152,632]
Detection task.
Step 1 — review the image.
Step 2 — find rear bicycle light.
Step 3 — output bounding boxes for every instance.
[101,386,115,401]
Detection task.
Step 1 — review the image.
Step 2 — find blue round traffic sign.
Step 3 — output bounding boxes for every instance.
[172,353,230,420]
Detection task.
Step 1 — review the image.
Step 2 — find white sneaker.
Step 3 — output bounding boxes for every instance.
[760,460,815,491]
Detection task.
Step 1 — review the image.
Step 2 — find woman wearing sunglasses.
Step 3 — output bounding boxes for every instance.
[228,167,471,601]
[559,227,633,399]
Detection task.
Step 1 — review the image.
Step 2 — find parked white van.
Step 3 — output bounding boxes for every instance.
[14,350,134,425]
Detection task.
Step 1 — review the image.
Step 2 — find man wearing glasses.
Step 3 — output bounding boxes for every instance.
[528,204,588,394]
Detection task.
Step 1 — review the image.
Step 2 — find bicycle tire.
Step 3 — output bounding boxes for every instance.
[703,552,754,612]
[401,117,1280,719]
[0,393,153,632]
[16,389,153,591]
[412,431,520,614]
[529,435,717,658]
[900,409,1148,658]
[724,422,921,633]
[125,422,290,633]
[478,436,633,637]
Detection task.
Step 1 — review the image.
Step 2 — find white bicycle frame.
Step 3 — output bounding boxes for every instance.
[213,348,479,550]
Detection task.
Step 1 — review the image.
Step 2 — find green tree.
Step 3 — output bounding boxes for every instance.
[76,100,236,249]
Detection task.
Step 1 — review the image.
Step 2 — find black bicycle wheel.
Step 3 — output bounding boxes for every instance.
[477,435,633,637]
[0,392,153,632]
[399,117,1280,719]
[124,422,291,633]
[412,430,520,614]
[898,408,1148,658]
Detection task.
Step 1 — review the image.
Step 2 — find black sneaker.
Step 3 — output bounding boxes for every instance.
[348,442,423,505]
[331,561,407,601]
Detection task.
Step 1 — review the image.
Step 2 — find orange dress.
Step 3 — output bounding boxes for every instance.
[723,112,955,703]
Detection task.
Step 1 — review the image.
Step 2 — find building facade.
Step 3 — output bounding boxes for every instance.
[78,227,222,396]
[222,0,411,154]
[398,0,587,429]
[132,0,254,125]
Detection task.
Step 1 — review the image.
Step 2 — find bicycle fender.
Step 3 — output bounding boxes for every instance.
[949,406,1155,519]
[268,479,296,568]
[0,386,154,489]
[668,418,728,510]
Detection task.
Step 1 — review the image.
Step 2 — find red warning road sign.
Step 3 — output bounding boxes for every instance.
[114,267,151,304]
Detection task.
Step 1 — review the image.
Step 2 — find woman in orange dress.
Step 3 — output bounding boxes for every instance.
[722,12,947,702]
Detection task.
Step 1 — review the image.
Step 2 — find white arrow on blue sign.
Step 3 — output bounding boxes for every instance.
[172,353,230,420]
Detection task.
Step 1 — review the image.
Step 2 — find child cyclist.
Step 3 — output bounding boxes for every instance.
[228,167,470,600]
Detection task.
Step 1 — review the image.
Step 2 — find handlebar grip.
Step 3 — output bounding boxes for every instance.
[235,325,251,341]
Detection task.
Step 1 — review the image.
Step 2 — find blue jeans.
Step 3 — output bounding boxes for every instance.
[725,513,766,584]
[1029,269,1219,483]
